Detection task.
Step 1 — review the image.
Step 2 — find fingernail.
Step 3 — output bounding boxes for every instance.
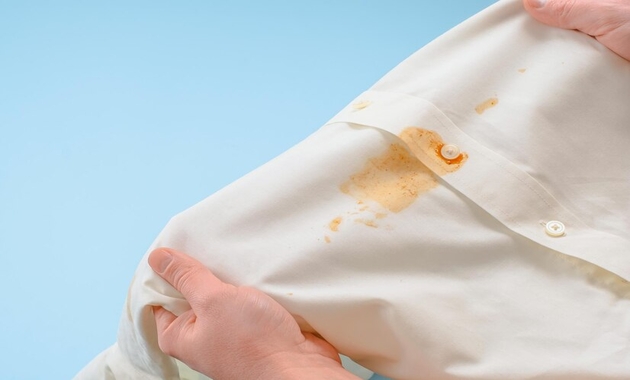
[530,0,547,8]
[152,249,173,274]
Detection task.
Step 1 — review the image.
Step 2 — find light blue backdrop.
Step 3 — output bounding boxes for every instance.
[0,1,498,379]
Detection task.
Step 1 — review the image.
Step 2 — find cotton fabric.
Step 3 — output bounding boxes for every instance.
[76,0,630,379]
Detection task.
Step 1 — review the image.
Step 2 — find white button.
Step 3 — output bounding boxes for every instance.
[352,100,371,110]
[545,220,566,237]
[440,144,461,160]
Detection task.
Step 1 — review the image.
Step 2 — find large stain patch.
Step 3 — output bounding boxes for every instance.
[340,141,437,213]
[325,127,467,243]
[340,127,467,214]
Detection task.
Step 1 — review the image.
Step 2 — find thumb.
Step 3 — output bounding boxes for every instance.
[523,0,630,61]
[523,0,616,34]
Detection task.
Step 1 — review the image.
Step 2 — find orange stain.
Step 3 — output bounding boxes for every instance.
[329,217,342,232]
[355,218,377,228]
[340,143,437,213]
[340,128,467,213]
[399,127,468,175]
[475,97,499,114]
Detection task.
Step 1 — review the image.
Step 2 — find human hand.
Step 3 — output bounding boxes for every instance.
[523,0,630,61]
[148,248,360,380]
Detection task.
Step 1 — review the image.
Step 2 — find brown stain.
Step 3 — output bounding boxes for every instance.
[324,235,331,243]
[329,217,342,232]
[287,292,294,296]
[518,68,527,73]
[475,97,499,114]
[355,218,377,228]
[340,142,438,213]
[375,212,387,219]
[399,127,468,175]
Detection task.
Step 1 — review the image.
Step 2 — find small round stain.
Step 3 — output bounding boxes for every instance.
[329,217,342,232]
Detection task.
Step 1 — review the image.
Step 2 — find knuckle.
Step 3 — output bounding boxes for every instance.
[555,0,629,36]
[172,265,204,293]
[554,0,579,23]
[601,3,630,33]
[197,285,234,312]
[196,293,216,311]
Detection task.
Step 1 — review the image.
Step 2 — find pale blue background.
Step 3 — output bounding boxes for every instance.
[0,1,497,379]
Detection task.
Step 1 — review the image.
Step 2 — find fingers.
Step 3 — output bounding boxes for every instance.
[153,305,177,335]
[302,333,342,365]
[152,306,196,358]
[148,247,225,304]
[523,0,630,61]
[152,305,179,356]
[523,0,628,36]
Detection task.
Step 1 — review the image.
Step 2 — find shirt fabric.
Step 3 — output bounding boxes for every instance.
[75,0,630,379]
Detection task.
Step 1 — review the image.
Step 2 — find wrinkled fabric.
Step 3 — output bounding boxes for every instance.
[75,0,630,379]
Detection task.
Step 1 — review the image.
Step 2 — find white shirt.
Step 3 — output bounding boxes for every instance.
[76,0,630,379]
